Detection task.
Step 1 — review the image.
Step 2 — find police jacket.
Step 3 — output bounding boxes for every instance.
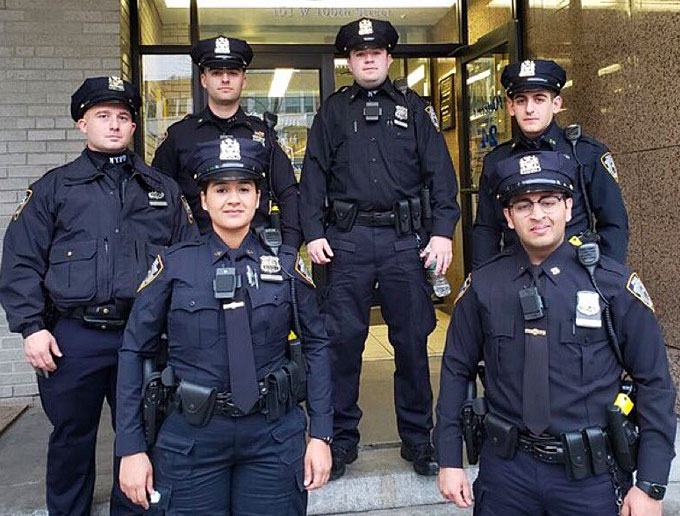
[0,150,198,338]
[299,79,460,242]
[472,121,629,266]
[434,241,675,485]
[152,106,302,247]
[116,232,332,457]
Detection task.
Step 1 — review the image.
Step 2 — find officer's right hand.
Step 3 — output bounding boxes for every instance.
[438,467,473,508]
[24,329,62,372]
[307,238,334,265]
[120,453,154,510]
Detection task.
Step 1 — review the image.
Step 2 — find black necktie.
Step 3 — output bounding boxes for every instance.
[522,266,550,435]
[224,287,259,413]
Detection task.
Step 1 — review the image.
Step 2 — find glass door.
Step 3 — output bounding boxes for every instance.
[456,21,521,271]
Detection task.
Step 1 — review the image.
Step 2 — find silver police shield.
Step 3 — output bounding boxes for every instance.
[575,290,602,328]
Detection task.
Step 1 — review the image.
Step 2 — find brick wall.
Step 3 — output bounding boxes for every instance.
[0,0,121,398]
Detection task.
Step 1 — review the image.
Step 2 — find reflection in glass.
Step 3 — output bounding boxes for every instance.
[139,0,190,45]
[465,51,511,220]
[141,55,193,163]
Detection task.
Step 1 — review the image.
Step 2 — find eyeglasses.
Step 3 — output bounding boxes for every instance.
[508,194,565,217]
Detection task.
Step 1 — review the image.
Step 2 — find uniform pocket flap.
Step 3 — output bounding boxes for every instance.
[249,287,287,309]
[170,288,218,313]
[328,239,356,253]
[49,240,97,264]
[491,317,515,338]
[271,412,306,443]
[560,320,608,345]
[393,238,419,252]
[155,431,195,456]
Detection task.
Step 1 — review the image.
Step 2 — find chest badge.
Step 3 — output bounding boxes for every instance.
[260,255,283,282]
[394,105,408,128]
[575,290,602,328]
[252,131,266,146]
[148,190,168,207]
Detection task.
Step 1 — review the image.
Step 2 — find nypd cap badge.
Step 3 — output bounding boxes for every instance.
[519,155,542,175]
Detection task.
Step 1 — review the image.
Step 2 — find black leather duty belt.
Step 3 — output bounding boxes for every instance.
[63,301,131,330]
[518,433,565,464]
[212,382,268,417]
[354,210,395,227]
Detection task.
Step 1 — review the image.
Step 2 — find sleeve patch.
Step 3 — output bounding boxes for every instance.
[425,105,440,132]
[137,255,164,293]
[626,272,654,312]
[600,152,619,183]
[454,273,471,305]
[295,253,315,287]
[13,189,33,221]
[180,195,194,224]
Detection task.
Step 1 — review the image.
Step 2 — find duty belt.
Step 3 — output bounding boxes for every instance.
[212,381,268,417]
[62,301,131,330]
[518,433,565,464]
[355,210,395,227]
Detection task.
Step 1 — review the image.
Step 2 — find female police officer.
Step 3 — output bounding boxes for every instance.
[114,137,332,514]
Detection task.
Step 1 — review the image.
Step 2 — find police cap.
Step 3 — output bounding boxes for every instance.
[491,150,576,204]
[334,18,399,54]
[501,59,567,97]
[70,76,141,122]
[191,36,253,70]
[190,137,267,185]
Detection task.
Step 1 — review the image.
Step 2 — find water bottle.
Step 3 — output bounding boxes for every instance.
[424,246,452,298]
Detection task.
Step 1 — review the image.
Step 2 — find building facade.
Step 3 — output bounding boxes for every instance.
[0,0,678,402]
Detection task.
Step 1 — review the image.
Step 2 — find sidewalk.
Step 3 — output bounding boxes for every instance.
[1,402,680,515]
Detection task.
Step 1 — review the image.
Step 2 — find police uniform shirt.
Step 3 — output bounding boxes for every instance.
[0,149,198,339]
[434,241,676,485]
[116,232,332,456]
[472,121,629,266]
[152,106,302,247]
[299,79,460,242]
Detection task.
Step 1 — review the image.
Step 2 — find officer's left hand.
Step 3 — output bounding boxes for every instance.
[304,438,332,490]
[621,486,662,516]
[422,236,453,276]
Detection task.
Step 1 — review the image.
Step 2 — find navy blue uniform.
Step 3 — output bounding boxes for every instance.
[299,79,460,450]
[116,232,332,514]
[0,149,198,516]
[472,121,629,267]
[152,106,302,247]
[435,242,676,514]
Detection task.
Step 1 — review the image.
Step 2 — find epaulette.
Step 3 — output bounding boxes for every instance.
[331,85,351,97]
[165,239,202,256]
[475,249,512,271]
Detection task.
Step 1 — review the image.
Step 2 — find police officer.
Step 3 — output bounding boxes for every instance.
[0,77,198,516]
[152,35,302,248]
[435,150,675,515]
[116,137,333,514]
[299,18,460,479]
[472,59,629,267]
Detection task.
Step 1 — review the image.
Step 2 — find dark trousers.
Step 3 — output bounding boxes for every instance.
[323,225,436,450]
[473,444,630,516]
[150,406,308,515]
[37,317,141,516]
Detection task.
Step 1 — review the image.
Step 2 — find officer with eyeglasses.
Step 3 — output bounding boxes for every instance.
[472,59,629,267]
[435,150,675,516]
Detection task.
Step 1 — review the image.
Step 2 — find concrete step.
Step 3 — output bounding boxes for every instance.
[307,446,478,515]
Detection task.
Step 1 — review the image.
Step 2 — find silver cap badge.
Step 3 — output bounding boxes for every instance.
[108,76,124,91]
[519,155,542,175]
[215,36,231,54]
[358,19,373,36]
[220,137,240,161]
[519,60,536,77]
